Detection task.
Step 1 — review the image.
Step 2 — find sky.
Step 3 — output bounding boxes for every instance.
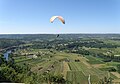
[0,0,120,34]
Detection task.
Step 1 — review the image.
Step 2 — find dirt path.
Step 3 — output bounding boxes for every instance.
[92,64,105,68]
[111,72,120,78]
[62,61,70,79]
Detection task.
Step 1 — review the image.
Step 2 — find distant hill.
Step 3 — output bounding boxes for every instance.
[0,34,120,40]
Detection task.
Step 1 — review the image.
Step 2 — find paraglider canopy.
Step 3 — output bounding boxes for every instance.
[50,16,65,38]
[50,16,65,24]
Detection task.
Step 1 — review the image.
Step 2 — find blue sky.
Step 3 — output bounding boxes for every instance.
[0,0,120,34]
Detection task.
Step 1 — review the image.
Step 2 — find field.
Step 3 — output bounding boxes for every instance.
[1,34,120,83]
[12,48,118,84]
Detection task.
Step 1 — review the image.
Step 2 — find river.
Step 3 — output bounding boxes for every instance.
[4,50,12,61]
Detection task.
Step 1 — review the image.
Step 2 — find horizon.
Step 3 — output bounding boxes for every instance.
[0,33,120,35]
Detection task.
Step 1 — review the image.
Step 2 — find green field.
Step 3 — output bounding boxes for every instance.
[86,56,104,64]
[12,48,118,84]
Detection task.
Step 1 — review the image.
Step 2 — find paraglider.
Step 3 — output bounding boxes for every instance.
[56,34,59,37]
[50,16,65,37]
[50,16,65,24]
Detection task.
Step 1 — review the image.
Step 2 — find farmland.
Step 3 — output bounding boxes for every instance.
[11,48,118,83]
[1,34,120,83]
